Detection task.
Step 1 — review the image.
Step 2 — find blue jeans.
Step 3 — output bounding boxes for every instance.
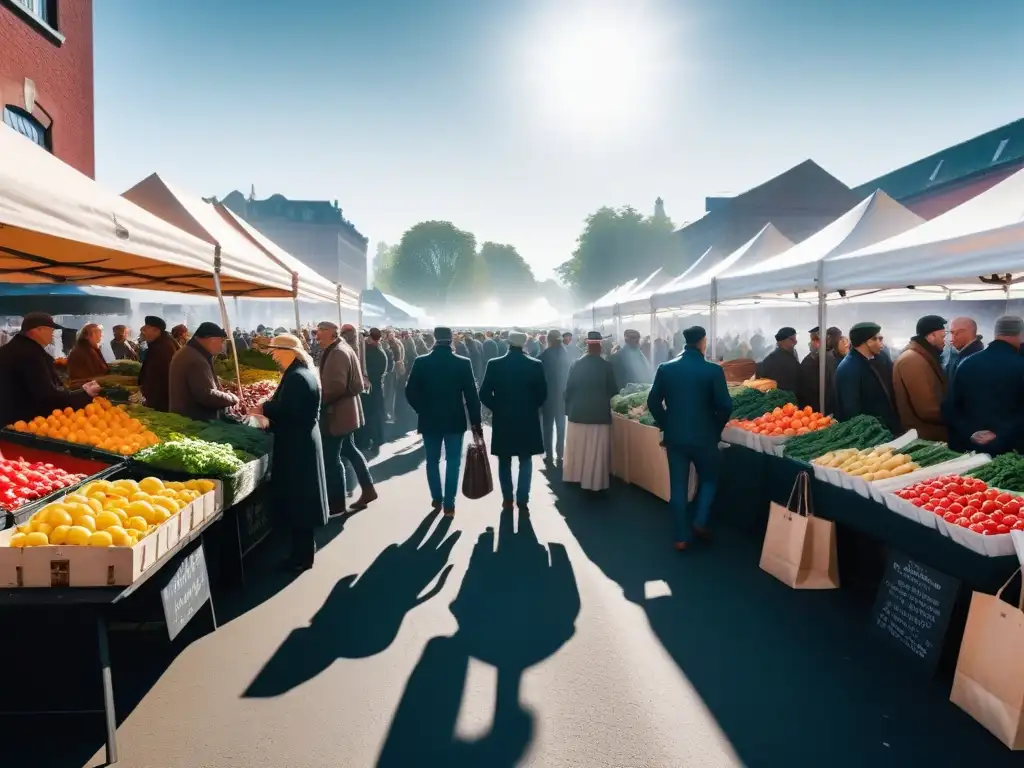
[667,445,720,543]
[498,455,532,504]
[542,407,566,460]
[423,433,465,509]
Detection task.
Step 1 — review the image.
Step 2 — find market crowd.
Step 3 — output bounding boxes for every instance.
[0,307,1020,566]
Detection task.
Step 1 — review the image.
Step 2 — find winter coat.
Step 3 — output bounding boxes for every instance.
[263,361,329,531]
[138,332,178,412]
[648,348,732,450]
[0,334,92,425]
[893,339,947,441]
[318,339,365,436]
[110,339,139,361]
[539,345,570,417]
[834,348,900,435]
[610,345,653,390]
[168,340,237,422]
[944,337,983,383]
[67,340,109,385]
[943,340,1024,455]
[405,344,481,435]
[797,348,838,416]
[564,354,618,425]
[479,348,547,457]
[757,346,800,395]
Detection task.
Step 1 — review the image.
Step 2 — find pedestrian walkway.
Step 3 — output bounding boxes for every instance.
[19,431,1022,767]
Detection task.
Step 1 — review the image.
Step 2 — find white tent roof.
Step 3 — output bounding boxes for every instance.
[381,292,425,320]
[122,174,299,298]
[713,190,925,302]
[0,124,295,296]
[215,204,359,308]
[653,223,795,310]
[827,166,1024,291]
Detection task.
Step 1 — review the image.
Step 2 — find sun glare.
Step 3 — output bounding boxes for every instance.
[514,1,679,142]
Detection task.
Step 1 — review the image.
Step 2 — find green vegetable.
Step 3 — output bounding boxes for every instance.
[618,383,651,397]
[783,415,892,462]
[897,439,962,467]
[968,452,1024,491]
[194,421,272,458]
[730,388,797,421]
[135,435,245,476]
[108,360,142,376]
[638,412,656,427]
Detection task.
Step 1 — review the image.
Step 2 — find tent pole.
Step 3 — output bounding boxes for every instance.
[336,284,343,327]
[358,296,365,370]
[291,273,307,351]
[649,295,656,353]
[817,260,827,415]
[212,246,245,401]
[709,278,718,361]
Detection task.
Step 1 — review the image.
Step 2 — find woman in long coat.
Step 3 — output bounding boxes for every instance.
[256,334,329,571]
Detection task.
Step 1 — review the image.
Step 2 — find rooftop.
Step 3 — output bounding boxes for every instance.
[211,190,368,245]
[854,117,1024,201]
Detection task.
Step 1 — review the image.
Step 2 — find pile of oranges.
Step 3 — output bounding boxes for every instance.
[9,398,161,455]
[728,402,833,437]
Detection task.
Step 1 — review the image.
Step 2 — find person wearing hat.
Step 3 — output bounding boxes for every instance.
[563,331,620,491]
[757,327,800,395]
[138,315,178,412]
[834,321,900,434]
[479,330,547,510]
[0,313,101,427]
[168,322,239,422]
[315,320,377,514]
[110,325,140,362]
[797,326,838,415]
[610,329,653,391]
[647,326,732,551]
[892,315,949,441]
[256,334,329,571]
[944,315,1024,455]
[404,327,483,515]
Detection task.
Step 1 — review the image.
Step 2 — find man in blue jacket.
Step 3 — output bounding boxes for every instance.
[647,326,732,551]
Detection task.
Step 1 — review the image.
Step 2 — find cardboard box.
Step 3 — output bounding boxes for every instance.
[630,422,670,502]
[611,414,632,482]
[19,529,162,587]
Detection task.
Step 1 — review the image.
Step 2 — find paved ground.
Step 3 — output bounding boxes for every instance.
[4,429,1020,767]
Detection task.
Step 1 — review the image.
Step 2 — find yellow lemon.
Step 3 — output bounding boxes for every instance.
[35,523,53,537]
[66,525,92,546]
[166,481,184,491]
[150,508,171,524]
[138,477,164,494]
[85,497,103,515]
[150,497,178,515]
[45,508,74,528]
[126,500,155,523]
[104,496,128,510]
[129,492,152,504]
[63,502,92,519]
[25,531,50,547]
[105,526,132,546]
[111,508,128,522]
[72,514,96,533]
[125,516,148,532]
[94,511,121,530]
[9,532,28,547]
[196,479,215,493]
[64,494,90,506]
[15,523,31,534]
[38,503,68,523]
[88,531,113,548]
[113,479,139,494]
[49,525,71,545]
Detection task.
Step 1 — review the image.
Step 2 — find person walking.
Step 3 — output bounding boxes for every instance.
[647,326,732,552]
[253,334,329,572]
[405,327,483,516]
[562,331,619,491]
[363,328,389,454]
[315,321,377,515]
[539,329,570,464]
[479,331,547,510]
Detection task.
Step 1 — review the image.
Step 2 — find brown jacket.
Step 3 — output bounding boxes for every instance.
[893,340,947,441]
[67,340,109,385]
[139,332,177,412]
[168,340,237,422]
[319,339,365,436]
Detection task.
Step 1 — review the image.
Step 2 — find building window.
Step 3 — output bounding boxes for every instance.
[10,0,53,26]
[3,106,50,150]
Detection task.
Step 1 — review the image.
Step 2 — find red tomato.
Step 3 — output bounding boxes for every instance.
[956,516,971,527]
[1003,499,1021,515]
[943,511,958,523]
[984,488,1000,501]
[911,498,926,507]
[969,523,986,533]
[949,502,965,515]
[969,511,988,524]
[1003,514,1021,527]
[937,497,953,509]
[982,519,999,533]
[1013,520,1024,531]
[981,500,1002,514]
[996,524,1011,534]
[996,493,1014,505]
[924,503,936,512]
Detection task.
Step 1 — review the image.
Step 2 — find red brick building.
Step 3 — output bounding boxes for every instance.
[0,0,94,177]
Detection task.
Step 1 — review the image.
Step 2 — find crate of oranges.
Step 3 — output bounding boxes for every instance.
[6,397,161,458]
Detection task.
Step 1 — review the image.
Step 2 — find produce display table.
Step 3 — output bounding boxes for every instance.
[0,508,222,765]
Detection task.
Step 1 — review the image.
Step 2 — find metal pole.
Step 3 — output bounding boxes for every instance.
[291,273,307,351]
[336,283,343,327]
[212,246,245,400]
[709,278,719,361]
[358,296,365,370]
[817,259,827,414]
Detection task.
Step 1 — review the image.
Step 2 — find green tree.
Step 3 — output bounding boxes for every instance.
[557,204,676,301]
[479,242,536,300]
[371,241,398,291]
[390,221,478,308]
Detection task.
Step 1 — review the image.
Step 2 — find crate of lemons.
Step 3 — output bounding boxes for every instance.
[7,475,215,549]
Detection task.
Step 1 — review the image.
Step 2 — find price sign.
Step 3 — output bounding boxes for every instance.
[160,544,212,642]
[236,496,272,557]
[870,551,960,672]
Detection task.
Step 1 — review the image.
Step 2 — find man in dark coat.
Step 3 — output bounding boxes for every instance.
[466,332,485,382]
[260,334,329,571]
[480,331,547,509]
[168,323,239,421]
[757,326,801,394]
[109,325,140,361]
[363,328,389,454]
[539,330,571,464]
[834,321,900,435]
[944,316,983,382]
[482,332,499,364]
[496,331,509,356]
[944,315,1024,455]
[0,313,98,426]
[405,327,483,515]
[610,329,653,390]
[138,316,178,412]
[647,326,732,552]
[797,326,839,415]
[562,332,580,364]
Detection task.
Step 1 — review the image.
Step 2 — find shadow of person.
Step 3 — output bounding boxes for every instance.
[243,510,461,698]
[377,508,581,767]
[369,442,426,484]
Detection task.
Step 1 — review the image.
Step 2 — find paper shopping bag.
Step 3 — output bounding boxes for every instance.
[951,570,1024,749]
[461,436,493,500]
[759,471,839,590]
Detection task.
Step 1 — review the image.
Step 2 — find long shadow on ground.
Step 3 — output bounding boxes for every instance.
[553,476,1021,768]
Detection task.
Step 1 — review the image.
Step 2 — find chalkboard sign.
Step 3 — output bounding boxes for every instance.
[236,496,272,557]
[871,551,960,672]
[160,544,212,642]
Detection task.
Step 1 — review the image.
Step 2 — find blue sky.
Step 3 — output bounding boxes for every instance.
[94,0,1024,282]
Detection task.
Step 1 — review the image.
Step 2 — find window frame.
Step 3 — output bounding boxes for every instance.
[2,105,52,152]
[2,0,64,45]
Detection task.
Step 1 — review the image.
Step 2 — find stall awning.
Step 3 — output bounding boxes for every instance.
[0,123,293,297]
[215,204,360,308]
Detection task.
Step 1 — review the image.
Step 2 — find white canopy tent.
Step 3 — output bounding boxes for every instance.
[0,124,292,296]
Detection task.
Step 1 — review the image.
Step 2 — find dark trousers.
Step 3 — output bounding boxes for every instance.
[289,527,315,566]
[366,390,386,447]
[322,430,374,505]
